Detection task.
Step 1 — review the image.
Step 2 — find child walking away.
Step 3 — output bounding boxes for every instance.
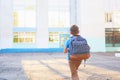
[64,25,90,80]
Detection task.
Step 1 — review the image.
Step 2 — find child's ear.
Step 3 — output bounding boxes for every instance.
[76,31,80,35]
[78,30,80,34]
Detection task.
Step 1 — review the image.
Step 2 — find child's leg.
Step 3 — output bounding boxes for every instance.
[69,60,82,80]
[74,60,82,70]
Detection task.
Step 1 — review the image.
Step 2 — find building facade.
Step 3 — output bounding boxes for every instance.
[0,0,120,52]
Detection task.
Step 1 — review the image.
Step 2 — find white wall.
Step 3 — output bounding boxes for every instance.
[70,0,77,25]
[104,0,120,12]
[0,0,13,49]
[0,0,112,52]
[36,0,48,48]
[78,0,106,52]
[0,0,49,49]
[104,0,120,28]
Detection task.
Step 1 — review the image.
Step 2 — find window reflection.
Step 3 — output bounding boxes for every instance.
[105,13,112,22]
[113,11,120,27]
[49,32,59,43]
[48,31,70,48]
[105,28,120,47]
[48,0,70,27]
[13,32,36,44]
[13,0,36,27]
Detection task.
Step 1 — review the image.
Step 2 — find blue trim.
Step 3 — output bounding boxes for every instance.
[13,27,36,32]
[13,43,36,48]
[48,28,69,32]
[0,48,64,53]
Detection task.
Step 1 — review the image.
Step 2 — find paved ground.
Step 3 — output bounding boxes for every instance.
[0,52,120,80]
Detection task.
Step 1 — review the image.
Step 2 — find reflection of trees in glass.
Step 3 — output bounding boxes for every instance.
[49,32,58,43]
[19,38,24,43]
[61,36,64,47]
[13,32,18,43]
[14,38,18,43]
[13,32,36,43]
[48,31,70,48]
[105,28,120,47]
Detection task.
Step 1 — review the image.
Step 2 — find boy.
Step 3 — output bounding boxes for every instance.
[64,25,90,80]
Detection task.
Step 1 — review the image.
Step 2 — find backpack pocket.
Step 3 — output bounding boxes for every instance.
[70,53,90,61]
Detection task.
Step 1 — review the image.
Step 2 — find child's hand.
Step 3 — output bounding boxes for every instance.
[64,48,68,54]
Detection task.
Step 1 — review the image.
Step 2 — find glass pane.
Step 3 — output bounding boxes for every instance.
[13,38,18,43]
[19,32,24,37]
[25,0,36,6]
[14,10,25,27]
[13,0,25,6]
[25,10,36,27]
[32,37,36,43]
[19,38,24,43]
[113,12,120,27]
[14,32,18,36]
[26,32,31,36]
[13,32,19,43]
[25,38,31,43]
[48,11,59,27]
[13,0,36,28]
[105,28,120,47]
[48,0,70,28]
[49,32,58,43]
[59,12,70,27]
[31,32,35,36]
[14,12,19,27]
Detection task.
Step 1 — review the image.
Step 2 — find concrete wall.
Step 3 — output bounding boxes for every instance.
[2,0,119,52]
[0,0,13,49]
[78,0,106,52]
[36,0,48,48]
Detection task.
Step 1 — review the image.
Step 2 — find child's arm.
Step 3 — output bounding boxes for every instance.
[64,38,70,54]
[64,48,68,54]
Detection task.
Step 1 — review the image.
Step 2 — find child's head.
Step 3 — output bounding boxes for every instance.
[70,25,79,36]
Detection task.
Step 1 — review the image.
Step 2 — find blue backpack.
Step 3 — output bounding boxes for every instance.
[69,36,90,55]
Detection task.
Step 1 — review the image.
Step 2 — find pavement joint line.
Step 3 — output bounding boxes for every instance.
[22,60,70,80]
[78,65,119,80]
[1,52,120,80]
[39,60,70,79]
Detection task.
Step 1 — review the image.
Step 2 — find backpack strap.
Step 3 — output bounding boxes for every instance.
[84,59,86,67]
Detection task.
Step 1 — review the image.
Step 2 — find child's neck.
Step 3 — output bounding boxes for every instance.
[73,35,80,36]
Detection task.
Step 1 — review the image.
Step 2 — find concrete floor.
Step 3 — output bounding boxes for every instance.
[0,52,120,80]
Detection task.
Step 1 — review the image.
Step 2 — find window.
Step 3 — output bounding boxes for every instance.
[105,11,120,26]
[59,33,70,48]
[13,0,36,45]
[48,32,59,48]
[13,32,36,44]
[13,0,36,27]
[112,11,120,27]
[48,0,70,48]
[105,28,120,47]
[105,13,112,22]
[48,31,70,48]
[49,32,59,43]
[48,0,70,27]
